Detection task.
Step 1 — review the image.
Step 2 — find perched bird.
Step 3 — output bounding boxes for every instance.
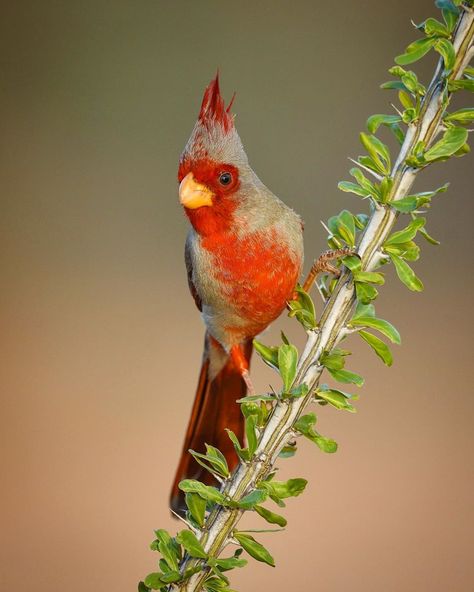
[170,74,304,514]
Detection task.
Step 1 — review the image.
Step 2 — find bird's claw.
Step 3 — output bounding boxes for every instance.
[302,247,355,292]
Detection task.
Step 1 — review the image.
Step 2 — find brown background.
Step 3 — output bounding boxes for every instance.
[1,1,473,590]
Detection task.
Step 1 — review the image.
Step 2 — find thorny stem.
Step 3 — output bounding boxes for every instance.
[170,7,474,591]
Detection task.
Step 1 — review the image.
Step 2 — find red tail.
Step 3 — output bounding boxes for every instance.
[170,335,252,515]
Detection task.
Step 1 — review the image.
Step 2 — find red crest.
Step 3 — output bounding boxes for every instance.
[198,73,235,133]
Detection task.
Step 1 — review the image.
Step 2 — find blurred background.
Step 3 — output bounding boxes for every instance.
[1,1,473,590]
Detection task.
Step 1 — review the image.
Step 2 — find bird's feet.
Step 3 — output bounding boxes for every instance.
[302,247,355,293]
[230,344,256,395]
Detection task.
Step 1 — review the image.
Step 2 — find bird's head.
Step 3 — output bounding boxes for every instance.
[178,74,257,236]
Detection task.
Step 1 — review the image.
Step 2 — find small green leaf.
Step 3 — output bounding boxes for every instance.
[233,533,275,567]
[424,127,468,163]
[179,480,226,505]
[138,582,151,592]
[385,217,426,245]
[209,556,248,570]
[253,339,279,370]
[245,414,258,456]
[160,571,182,584]
[352,271,385,285]
[421,17,450,37]
[316,386,357,413]
[237,394,277,403]
[389,196,419,212]
[350,317,401,344]
[367,114,402,134]
[360,133,390,174]
[176,529,207,559]
[434,38,455,70]
[255,505,288,527]
[448,79,474,92]
[186,492,206,528]
[384,242,420,261]
[355,281,378,304]
[151,530,180,572]
[294,411,317,432]
[342,254,362,272]
[314,434,338,453]
[288,286,317,330]
[358,330,393,366]
[390,254,424,292]
[418,225,440,246]
[278,344,298,392]
[338,181,370,198]
[327,368,364,387]
[238,488,268,510]
[259,478,308,499]
[395,37,435,65]
[144,573,165,590]
[436,0,460,32]
[225,429,249,461]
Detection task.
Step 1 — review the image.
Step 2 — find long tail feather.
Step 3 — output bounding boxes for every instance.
[170,335,252,515]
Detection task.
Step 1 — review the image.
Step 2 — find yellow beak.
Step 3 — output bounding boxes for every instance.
[179,172,213,209]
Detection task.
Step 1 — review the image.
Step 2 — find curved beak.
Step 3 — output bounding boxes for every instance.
[179,172,213,209]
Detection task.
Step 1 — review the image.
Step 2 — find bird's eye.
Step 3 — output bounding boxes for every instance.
[219,172,232,186]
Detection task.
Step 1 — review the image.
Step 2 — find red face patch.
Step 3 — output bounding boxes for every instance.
[178,157,241,236]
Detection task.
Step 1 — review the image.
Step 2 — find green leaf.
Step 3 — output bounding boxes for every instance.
[316,386,357,413]
[138,582,151,592]
[238,488,268,510]
[233,533,275,567]
[278,344,298,392]
[179,480,226,505]
[389,196,418,213]
[342,254,362,271]
[314,434,338,453]
[159,571,182,584]
[189,446,229,479]
[279,444,297,458]
[418,225,440,246]
[384,241,420,261]
[384,217,426,245]
[434,38,455,70]
[424,127,468,163]
[294,413,338,453]
[367,114,402,134]
[209,556,248,570]
[151,530,180,572]
[245,414,258,456]
[355,281,378,304]
[448,79,474,92]
[259,478,308,499]
[358,330,393,366]
[421,17,450,37]
[327,368,364,387]
[395,37,435,65]
[338,181,370,198]
[237,394,276,403]
[338,210,356,245]
[352,271,385,285]
[186,492,206,528]
[360,133,390,174]
[176,529,207,559]
[288,286,316,330]
[255,505,288,527]
[390,254,424,292]
[144,573,165,590]
[225,429,249,462]
[294,412,317,432]
[350,317,401,344]
[253,339,279,370]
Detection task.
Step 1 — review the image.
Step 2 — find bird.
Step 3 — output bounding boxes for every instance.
[170,73,304,515]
